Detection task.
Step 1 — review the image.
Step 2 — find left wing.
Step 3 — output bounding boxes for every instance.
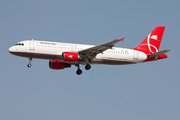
[78,37,124,61]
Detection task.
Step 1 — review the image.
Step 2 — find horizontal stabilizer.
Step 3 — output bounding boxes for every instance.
[147,50,170,58]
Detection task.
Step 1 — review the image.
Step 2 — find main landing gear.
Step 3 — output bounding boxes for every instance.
[85,64,91,70]
[75,64,91,75]
[75,64,82,75]
[27,57,32,68]
[76,69,82,75]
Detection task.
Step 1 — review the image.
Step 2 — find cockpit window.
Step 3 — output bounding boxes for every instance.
[15,43,24,46]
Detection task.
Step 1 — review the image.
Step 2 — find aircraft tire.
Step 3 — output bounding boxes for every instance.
[27,64,32,68]
[85,64,91,70]
[76,69,82,75]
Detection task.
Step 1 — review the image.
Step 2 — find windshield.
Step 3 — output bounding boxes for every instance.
[15,43,24,46]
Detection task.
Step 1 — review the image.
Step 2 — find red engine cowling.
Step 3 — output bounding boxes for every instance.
[49,60,71,70]
[62,52,79,62]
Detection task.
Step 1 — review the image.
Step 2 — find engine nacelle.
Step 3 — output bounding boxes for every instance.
[49,60,71,70]
[62,52,79,62]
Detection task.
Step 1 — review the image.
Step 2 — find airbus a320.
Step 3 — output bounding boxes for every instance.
[9,26,170,75]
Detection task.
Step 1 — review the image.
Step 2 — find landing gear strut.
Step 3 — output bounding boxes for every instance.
[27,57,32,68]
[75,64,82,75]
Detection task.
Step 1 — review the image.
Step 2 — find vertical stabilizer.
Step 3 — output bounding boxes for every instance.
[134,26,165,54]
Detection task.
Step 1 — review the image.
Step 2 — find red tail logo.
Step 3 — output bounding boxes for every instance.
[134,26,165,54]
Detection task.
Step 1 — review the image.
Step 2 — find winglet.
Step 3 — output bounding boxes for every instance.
[120,37,125,42]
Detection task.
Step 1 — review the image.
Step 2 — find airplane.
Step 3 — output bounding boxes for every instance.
[9,26,170,75]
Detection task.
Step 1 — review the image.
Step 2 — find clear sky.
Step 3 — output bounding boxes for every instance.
[1,0,180,120]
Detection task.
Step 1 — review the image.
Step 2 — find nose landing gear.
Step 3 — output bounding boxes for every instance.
[27,57,32,68]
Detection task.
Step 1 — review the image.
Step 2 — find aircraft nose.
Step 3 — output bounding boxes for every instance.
[8,46,15,53]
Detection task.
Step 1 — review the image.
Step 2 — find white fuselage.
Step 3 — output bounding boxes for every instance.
[9,40,147,65]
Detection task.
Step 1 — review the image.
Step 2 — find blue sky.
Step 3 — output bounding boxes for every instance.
[1,0,180,120]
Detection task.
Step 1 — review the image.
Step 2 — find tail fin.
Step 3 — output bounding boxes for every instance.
[134,26,165,54]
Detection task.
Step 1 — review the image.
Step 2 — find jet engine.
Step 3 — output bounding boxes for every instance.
[49,60,71,70]
[62,52,79,62]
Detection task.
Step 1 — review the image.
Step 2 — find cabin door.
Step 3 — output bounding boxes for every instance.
[133,51,138,60]
[29,40,35,50]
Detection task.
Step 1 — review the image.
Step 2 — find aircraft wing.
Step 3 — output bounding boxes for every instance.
[78,38,124,61]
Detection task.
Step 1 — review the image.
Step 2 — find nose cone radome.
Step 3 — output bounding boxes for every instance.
[8,46,15,53]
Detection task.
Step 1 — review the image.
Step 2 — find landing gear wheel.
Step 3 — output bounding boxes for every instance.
[76,69,82,75]
[27,57,32,68]
[85,64,91,70]
[27,64,32,68]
